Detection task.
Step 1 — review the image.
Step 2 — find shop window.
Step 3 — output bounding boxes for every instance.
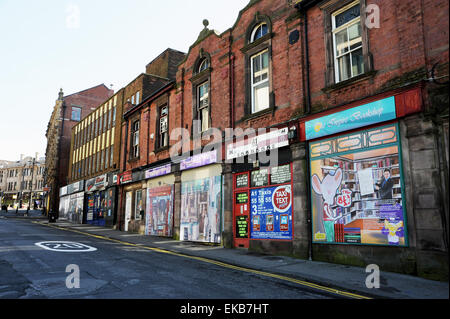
[134,189,144,221]
[309,124,407,247]
[233,164,293,242]
[146,185,174,237]
[180,175,222,243]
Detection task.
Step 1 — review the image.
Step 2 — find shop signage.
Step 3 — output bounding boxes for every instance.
[235,192,249,204]
[67,181,84,194]
[180,150,217,171]
[145,164,172,179]
[251,169,269,188]
[250,185,293,240]
[305,96,397,140]
[94,175,107,189]
[235,174,249,189]
[86,176,106,192]
[118,171,133,185]
[270,164,292,185]
[226,127,289,160]
[236,216,249,239]
[59,186,68,197]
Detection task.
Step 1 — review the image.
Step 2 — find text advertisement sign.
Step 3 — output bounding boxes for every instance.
[250,185,293,240]
[305,96,396,140]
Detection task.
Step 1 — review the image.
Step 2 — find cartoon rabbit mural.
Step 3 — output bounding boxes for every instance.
[311,168,343,242]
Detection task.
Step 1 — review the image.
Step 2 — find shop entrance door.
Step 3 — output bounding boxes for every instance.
[125,191,132,232]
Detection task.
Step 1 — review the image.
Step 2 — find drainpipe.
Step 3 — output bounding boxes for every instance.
[229,34,235,130]
[295,1,316,261]
[303,10,312,115]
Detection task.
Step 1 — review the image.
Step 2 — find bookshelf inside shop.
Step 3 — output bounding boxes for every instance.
[320,154,402,225]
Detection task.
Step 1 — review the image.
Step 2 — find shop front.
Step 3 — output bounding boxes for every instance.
[302,94,412,249]
[104,172,119,228]
[227,127,294,250]
[119,170,146,233]
[144,163,175,237]
[59,181,85,224]
[85,174,108,226]
[180,150,222,244]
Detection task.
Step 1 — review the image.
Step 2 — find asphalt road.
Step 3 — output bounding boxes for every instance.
[0,218,341,300]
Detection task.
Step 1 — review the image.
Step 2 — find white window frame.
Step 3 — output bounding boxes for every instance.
[250,49,270,113]
[132,120,140,158]
[250,22,268,43]
[71,107,82,121]
[158,106,168,148]
[198,59,209,73]
[197,81,210,132]
[332,1,364,83]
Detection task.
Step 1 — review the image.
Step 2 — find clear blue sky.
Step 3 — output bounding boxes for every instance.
[0,0,249,161]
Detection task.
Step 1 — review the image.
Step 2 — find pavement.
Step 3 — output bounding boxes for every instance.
[1,210,448,299]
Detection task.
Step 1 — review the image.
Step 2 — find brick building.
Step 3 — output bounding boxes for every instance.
[57,0,448,280]
[117,48,185,234]
[45,84,113,215]
[0,155,45,209]
[291,0,449,280]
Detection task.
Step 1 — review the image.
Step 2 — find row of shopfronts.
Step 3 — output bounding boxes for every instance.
[59,90,414,247]
[58,87,448,278]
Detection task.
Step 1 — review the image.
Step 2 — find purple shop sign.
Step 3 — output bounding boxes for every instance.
[180,150,217,171]
[145,164,172,179]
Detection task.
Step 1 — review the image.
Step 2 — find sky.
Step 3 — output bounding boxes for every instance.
[0,0,249,162]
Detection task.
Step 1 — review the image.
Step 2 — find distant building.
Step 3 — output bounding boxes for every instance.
[0,154,45,209]
[44,84,114,215]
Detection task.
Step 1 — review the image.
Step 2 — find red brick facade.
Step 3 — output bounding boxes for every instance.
[62,0,448,280]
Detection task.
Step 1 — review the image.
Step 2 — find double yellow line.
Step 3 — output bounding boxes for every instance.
[33,221,372,299]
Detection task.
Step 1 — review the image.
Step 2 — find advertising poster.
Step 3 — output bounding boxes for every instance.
[180,175,222,244]
[145,185,174,237]
[310,124,407,246]
[250,185,293,240]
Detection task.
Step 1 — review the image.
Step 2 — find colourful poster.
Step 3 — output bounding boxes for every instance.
[180,175,222,243]
[310,124,407,246]
[250,185,293,240]
[145,185,174,237]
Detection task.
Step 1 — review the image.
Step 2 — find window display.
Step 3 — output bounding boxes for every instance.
[310,124,407,246]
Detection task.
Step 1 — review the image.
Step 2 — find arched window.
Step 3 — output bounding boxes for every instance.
[198,58,209,73]
[250,23,268,43]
